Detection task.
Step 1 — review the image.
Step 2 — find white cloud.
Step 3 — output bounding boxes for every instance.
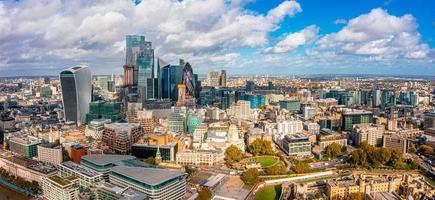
[0,0,302,73]
[263,25,319,53]
[318,8,430,60]
[333,19,347,24]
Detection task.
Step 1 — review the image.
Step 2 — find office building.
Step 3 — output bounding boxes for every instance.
[219,70,227,87]
[183,62,195,96]
[281,134,312,156]
[424,112,435,135]
[303,122,320,135]
[277,120,303,134]
[207,70,220,87]
[95,182,147,200]
[245,80,255,92]
[136,110,154,134]
[85,101,123,124]
[168,112,186,134]
[8,135,41,158]
[341,110,373,131]
[279,100,301,112]
[102,123,143,154]
[131,143,178,162]
[187,112,203,135]
[58,161,103,189]
[42,175,79,200]
[85,119,111,140]
[176,149,224,166]
[80,154,137,180]
[161,64,171,99]
[109,166,187,200]
[383,134,408,154]
[318,129,347,151]
[37,143,63,165]
[60,65,92,126]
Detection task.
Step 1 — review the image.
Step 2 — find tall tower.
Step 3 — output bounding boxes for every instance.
[219,70,227,87]
[183,62,194,96]
[60,65,92,126]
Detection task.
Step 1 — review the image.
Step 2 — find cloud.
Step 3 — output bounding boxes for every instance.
[263,25,319,53]
[0,0,302,74]
[333,18,347,24]
[318,8,431,60]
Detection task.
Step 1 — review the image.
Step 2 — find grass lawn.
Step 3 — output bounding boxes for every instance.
[254,185,282,200]
[255,156,279,168]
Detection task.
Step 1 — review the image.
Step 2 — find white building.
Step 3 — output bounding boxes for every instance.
[277,120,303,134]
[42,175,79,200]
[37,144,63,165]
[176,149,224,166]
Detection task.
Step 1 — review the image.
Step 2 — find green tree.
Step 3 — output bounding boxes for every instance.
[293,162,311,174]
[225,145,245,167]
[241,168,259,186]
[344,193,363,200]
[265,165,287,175]
[195,187,212,200]
[248,139,274,156]
[408,143,417,153]
[324,143,343,159]
[419,144,434,155]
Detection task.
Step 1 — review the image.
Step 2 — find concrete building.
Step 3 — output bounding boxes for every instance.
[342,110,373,131]
[281,134,312,156]
[37,143,63,165]
[318,129,347,151]
[85,119,111,140]
[176,149,224,166]
[352,123,385,147]
[8,135,41,158]
[58,161,103,189]
[383,134,408,154]
[277,120,303,134]
[42,175,79,200]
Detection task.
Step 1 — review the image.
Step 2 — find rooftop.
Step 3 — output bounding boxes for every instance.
[48,175,77,187]
[81,154,136,166]
[111,166,185,186]
[61,161,102,178]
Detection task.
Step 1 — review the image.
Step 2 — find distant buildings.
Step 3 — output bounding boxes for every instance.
[207,70,220,87]
[176,149,224,166]
[60,65,92,126]
[279,100,301,112]
[8,135,41,158]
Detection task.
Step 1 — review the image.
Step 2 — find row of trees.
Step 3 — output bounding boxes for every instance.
[351,142,418,170]
[0,167,40,193]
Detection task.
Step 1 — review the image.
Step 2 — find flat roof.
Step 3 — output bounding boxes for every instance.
[81,155,136,166]
[111,166,185,186]
[61,161,102,178]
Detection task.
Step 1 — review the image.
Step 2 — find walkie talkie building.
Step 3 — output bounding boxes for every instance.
[60,65,92,126]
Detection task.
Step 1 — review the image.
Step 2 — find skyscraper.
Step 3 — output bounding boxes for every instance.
[161,64,171,99]
[169,61,184,101]
[125,35,154,101]
[183,62,195,96]
[60,65,92,126]
[219,70,227,87]
[207,70,220,87]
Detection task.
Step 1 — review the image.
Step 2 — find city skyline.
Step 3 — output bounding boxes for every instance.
[0,0,434,77]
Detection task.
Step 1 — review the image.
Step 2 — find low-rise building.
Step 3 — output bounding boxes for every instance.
[281,134,311,156]
[42,175,79,200]
[37,143,63,165]
[318,129,347,151]
[352,123,384,147]
[176,149,224,166]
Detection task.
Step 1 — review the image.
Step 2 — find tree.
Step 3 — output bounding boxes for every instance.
[248,139,274,156]
[240,168,259,186]
[293,162,311,174]
[344,193,363,200]
[144,157,156,165]
[324,143,343,159]
[419,144,434,155]
[408,143,417,153]
[265,165,287,175]
[195,187,212,200]
[225,145,245,167]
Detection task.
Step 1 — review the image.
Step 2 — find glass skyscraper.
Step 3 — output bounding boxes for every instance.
[60,65,92,126]
[125,35,154,101]
[183,62,195,97]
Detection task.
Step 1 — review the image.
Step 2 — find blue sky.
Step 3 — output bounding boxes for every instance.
[0,0,433,76]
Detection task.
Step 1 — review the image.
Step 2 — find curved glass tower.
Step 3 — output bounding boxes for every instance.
[60,65,92,126]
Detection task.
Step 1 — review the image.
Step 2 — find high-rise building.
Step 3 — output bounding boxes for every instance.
[161,64,171,99]
[372,89,382,107]
[170,63,184,101]
[207,70,220,87]
[352,123,384,147]
[85,101,123,124]
[279,100,301,112]
[177,84,186,106]
[8,135,41,158]
[424,112,435,135]
[381,90,396,109]
[268,81,273,90]
[183,62,195,96]
[219,70,227,87]
[246,80,255,92]
[60,66,92,126]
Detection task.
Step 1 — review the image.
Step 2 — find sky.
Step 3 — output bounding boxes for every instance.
[0,0,434,76]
